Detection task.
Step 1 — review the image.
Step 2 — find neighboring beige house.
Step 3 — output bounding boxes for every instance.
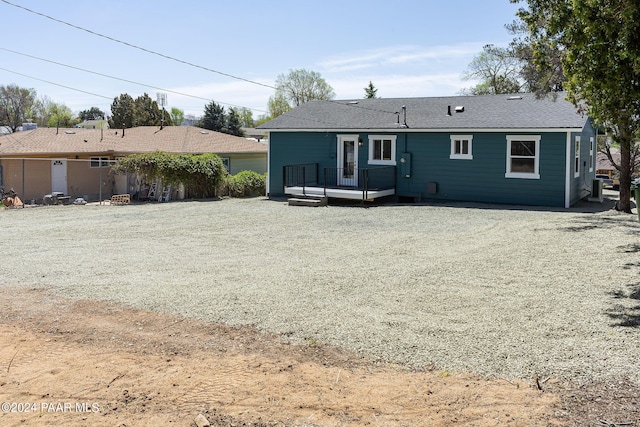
[596,150,621,178]
[0,125,267,202]
[75,119,109,129]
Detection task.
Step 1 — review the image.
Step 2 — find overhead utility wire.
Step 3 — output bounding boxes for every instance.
[0,1,400,118]
[0,67,112,100]
[0,67,340,128]
[0,47,267,113]
[0,0,275,91]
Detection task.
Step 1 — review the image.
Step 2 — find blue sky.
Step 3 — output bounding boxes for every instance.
[0,0,524,120]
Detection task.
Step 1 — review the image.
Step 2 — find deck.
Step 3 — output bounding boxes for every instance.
[284,185,395,201]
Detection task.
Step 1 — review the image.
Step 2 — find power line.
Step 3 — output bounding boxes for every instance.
[0,0,275,91]
[0,67,112,100]
[0,47,268,113]
[0,1,401,125]
[0,1,399,118]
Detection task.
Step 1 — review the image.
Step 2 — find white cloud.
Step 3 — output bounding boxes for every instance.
[319,43,484,73]
[330,73,470,99]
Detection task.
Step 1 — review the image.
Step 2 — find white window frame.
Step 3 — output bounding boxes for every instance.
[449,135,473,160]
[90,156,110,168]
[505,135,541,179]
[589,137,594,173]
[574,136,581,178]
[368,135,396,165]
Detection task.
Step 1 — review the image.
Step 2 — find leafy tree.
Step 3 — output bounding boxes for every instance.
[30,95,54,127]
[226,107,244,136]
[461,44,524,95]
[267,93,292,119]
[45,103,78,128]
[254,114,272,127]
[201,101,225,132]
[514,0,640,212]
[0,84,37,132]
[78,107,106,121]
[364,81,378,99]
[268,69,335,119]
[108,93,135,129]
[506,19,565,95]
[237,107,254,127]
[170,107,184,126]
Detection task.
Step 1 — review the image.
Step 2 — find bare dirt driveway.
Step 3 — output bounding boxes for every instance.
[0,286,565,427]
[1,195,639,426]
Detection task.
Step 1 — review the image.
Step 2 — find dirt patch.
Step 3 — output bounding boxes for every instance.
[0,286,636,426]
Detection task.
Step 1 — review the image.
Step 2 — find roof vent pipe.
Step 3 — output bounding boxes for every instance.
[122,124,125,138]
[447,105,452,116]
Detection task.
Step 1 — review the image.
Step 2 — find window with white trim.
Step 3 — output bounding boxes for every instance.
[589,137,594,172]
[505,135,540,179]
[90,157,110,168]
[574,136,580,177]
[368,135,396,165]
[450,135,473,160]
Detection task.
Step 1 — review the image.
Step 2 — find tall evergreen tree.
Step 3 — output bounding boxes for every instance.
[78,107,106,121]
[226,107,244,136]
[133,93,168,126]
[108,93,135,129]
[364,81,378,99]
[201,101,225,132]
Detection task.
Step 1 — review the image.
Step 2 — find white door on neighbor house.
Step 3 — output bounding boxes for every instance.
[337,135,358,187]
[51,159,67,193]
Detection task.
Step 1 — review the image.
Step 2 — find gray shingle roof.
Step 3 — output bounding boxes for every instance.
[258,93,588,131]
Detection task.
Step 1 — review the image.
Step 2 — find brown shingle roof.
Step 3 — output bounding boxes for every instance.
[0,126,267,157]
[596,150,620,171]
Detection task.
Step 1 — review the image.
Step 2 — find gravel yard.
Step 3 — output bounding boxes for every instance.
[3,196,640,385]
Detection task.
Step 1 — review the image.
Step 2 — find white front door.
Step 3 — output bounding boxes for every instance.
[337,135,358,187]
[51,159,67,193]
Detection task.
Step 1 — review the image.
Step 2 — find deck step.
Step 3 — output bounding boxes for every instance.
[288,196,328,207]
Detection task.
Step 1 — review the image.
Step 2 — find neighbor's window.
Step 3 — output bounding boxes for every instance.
[505,135,540,179]
[368,135,396,165]
[221,157,230,173]
[450,135,473,160]
[90,157,110,168]
[574,136,581,177]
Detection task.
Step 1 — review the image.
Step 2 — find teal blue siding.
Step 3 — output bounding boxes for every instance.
[269,132,342,196]
[269,128,594,207]
[394,133,567,207]
[569,121,598,205]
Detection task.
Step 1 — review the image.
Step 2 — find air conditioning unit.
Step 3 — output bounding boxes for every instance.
[592,178,603,199]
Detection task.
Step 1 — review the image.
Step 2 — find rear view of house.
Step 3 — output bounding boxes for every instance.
[259,93,597,208]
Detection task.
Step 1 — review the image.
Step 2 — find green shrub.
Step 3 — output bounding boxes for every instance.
[225,170,266,197]
[113,151,227,198]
